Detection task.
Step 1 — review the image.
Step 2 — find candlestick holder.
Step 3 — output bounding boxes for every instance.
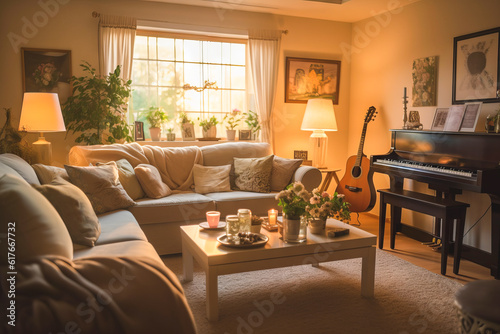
[402,88,408,129]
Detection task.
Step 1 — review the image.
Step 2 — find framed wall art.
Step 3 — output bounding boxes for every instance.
[460,102,482,132]
[412,56,438,106]
[452,27,500,104]
[285,57,341,104]
[21,48,72,104]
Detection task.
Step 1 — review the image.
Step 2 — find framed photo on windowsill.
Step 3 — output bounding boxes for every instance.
[452,27,500,104]
[134,121,144,141]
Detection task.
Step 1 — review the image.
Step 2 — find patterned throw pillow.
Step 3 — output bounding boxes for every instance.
[233,155,274,193]
[64,164,136,214]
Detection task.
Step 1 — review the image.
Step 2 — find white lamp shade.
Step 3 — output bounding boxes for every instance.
[19,92,66,132]
[301,99,338,131]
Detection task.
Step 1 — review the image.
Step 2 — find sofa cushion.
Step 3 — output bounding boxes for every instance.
[0,174,73,264]
[97,159,145,200]
[271,156,302,191]
[134,164,172,199]
[193,164,231,194]
[233,155,274,193]
[129,192,215,224]
[205,191,279,217]
[94,210,148,245]
[65,164,135,214]
[33,177,101,247]
[32,164,70,184]
[0,153,40,184]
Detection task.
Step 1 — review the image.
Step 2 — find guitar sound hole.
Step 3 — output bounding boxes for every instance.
[351,166,362,178]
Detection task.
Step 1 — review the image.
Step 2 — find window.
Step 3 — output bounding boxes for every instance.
[130,32,247,138]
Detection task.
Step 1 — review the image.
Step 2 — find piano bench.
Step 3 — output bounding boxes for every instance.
[377,188,470,276]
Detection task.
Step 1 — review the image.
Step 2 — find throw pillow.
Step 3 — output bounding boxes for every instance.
[32,164,70,184]
[271,156,303,191]
[0,174,73,264]
[33,177,101,247]
[233,155,274,193]
[134,164,172,199]
[96,159,145,200]
[65,164,135,214]
[0,153,41,185]
[192,164,231,194]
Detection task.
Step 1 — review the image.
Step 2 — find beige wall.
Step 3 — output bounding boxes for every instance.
[0,0,352,169]
[349,0,500,251]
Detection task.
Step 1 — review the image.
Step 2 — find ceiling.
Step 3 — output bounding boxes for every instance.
[140,0,422,23]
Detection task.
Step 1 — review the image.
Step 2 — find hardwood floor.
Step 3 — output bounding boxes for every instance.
[355,213,494,284]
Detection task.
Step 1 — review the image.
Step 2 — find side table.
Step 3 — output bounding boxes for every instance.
[319,168,341,193]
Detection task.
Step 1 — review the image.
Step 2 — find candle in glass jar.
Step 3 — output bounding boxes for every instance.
[268,209,278,225]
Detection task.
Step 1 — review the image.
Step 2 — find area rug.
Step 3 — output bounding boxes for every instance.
[163,249,462,334]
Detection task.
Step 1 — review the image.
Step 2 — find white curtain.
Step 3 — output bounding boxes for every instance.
[98,15,136,81]
[248,30,282,150]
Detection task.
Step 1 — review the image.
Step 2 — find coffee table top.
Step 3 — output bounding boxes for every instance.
[181,219,376,266]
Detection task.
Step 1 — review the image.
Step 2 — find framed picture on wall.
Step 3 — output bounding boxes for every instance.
[452,27,500,104]
[285,57,341,104]
[21,48,72,104]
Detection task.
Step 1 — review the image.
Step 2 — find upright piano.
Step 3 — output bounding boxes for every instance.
[371,129,500,279]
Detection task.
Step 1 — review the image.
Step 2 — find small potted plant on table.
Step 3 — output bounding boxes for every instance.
[199,115,219,139]
[223,109,241,141]
[145,107,168,141]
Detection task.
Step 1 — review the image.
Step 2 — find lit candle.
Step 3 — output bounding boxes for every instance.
[268,209,278,225]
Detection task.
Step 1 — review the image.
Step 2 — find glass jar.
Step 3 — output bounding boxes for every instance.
[225,215,240,242]
[237,208,251,233]
[283,214,307,243]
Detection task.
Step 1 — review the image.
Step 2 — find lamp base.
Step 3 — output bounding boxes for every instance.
[33,135,52,165]
[309,130,328,169]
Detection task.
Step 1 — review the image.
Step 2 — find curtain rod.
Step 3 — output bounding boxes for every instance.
[91,11,287,35]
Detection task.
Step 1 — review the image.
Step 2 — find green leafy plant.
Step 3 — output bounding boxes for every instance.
[198,115,219,131]
[63,61,132,145]
[145,107,168,128]
[223,108,242,130]
[177,112,194,125]
[243,110,261,134]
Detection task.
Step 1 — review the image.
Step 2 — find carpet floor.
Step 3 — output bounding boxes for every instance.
[163,249,462,334]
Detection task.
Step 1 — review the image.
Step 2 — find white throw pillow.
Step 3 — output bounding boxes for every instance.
[193,164,231,194]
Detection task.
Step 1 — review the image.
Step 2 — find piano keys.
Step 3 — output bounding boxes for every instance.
[371,129,500,279]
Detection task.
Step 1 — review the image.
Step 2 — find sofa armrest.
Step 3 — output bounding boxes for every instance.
[292,166,322,191]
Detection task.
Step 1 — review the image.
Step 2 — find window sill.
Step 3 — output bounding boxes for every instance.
[135,140,257,147]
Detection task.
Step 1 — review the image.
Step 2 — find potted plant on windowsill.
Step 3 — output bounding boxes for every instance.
[165,121,176,141]
[145,107,168,141]
[223,108,241,141]
[243,110,261,140]
[178,112,195,141]
[199,115,219,139]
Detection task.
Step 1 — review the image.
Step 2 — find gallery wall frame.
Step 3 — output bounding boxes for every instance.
[21,48,72,104]
[452,27,500,104]
[285,57,341,104]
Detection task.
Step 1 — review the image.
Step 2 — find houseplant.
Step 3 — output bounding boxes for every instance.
[165,121,176,141]
[305,188,351,233]
[223,108,241,141]
[145,107,168,141]
[62,61,132,145]
[275,181,311,243]
[178,112,195,141]
[198,115,219,139]
[243,110,261,140]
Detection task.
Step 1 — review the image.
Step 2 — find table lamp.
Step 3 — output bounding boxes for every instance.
[18,92,66,165]
[300,99,337,169]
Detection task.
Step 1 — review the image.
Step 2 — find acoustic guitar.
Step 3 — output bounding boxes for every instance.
[335,106,377,212]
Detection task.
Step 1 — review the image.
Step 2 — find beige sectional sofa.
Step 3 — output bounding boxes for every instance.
[68,141,322,255]
[0,153,196,334]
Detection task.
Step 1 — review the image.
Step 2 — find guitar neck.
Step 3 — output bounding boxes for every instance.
[354,123,368,166]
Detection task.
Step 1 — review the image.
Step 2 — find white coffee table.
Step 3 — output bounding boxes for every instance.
[181,219,376,321]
